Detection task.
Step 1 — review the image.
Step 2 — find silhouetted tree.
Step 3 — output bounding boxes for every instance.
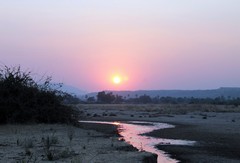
[97,91,115,103]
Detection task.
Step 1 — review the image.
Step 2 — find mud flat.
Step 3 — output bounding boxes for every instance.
[146,113,240,163]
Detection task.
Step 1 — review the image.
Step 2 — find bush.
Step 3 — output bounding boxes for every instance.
[0,65,79,124]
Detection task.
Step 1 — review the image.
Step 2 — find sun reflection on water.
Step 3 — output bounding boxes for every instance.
[112,121,121,125]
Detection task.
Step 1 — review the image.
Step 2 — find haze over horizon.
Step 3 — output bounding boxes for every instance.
[1,1,240,92]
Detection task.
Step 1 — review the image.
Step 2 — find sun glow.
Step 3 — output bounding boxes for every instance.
[113,76,122,84]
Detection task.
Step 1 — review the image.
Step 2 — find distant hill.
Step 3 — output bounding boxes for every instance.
[51,84,86,96]
[83,87,240,100]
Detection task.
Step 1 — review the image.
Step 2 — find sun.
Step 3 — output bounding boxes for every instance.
[112,76,122,84]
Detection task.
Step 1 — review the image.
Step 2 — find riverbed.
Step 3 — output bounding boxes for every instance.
[80,121,196,163]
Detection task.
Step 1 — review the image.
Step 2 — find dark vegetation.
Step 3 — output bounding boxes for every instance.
[97,91,124,104]
[0,66,79,124]
[87,91,240,106]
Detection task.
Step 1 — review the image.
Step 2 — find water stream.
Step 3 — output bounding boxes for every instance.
[80,121,195,163]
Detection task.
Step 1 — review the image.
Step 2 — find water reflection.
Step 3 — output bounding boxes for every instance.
[80,121,195,163]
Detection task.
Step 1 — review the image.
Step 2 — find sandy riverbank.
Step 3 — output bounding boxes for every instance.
[79,104,240,163]
[2,104,240,163]
[0,123,156,163]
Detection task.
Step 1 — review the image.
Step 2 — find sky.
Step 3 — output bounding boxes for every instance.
[0,0,240,92]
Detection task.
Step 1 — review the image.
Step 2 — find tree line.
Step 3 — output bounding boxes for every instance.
[85,91,240,106]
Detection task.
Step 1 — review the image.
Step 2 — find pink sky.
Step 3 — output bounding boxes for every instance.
[0,1,240,92]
